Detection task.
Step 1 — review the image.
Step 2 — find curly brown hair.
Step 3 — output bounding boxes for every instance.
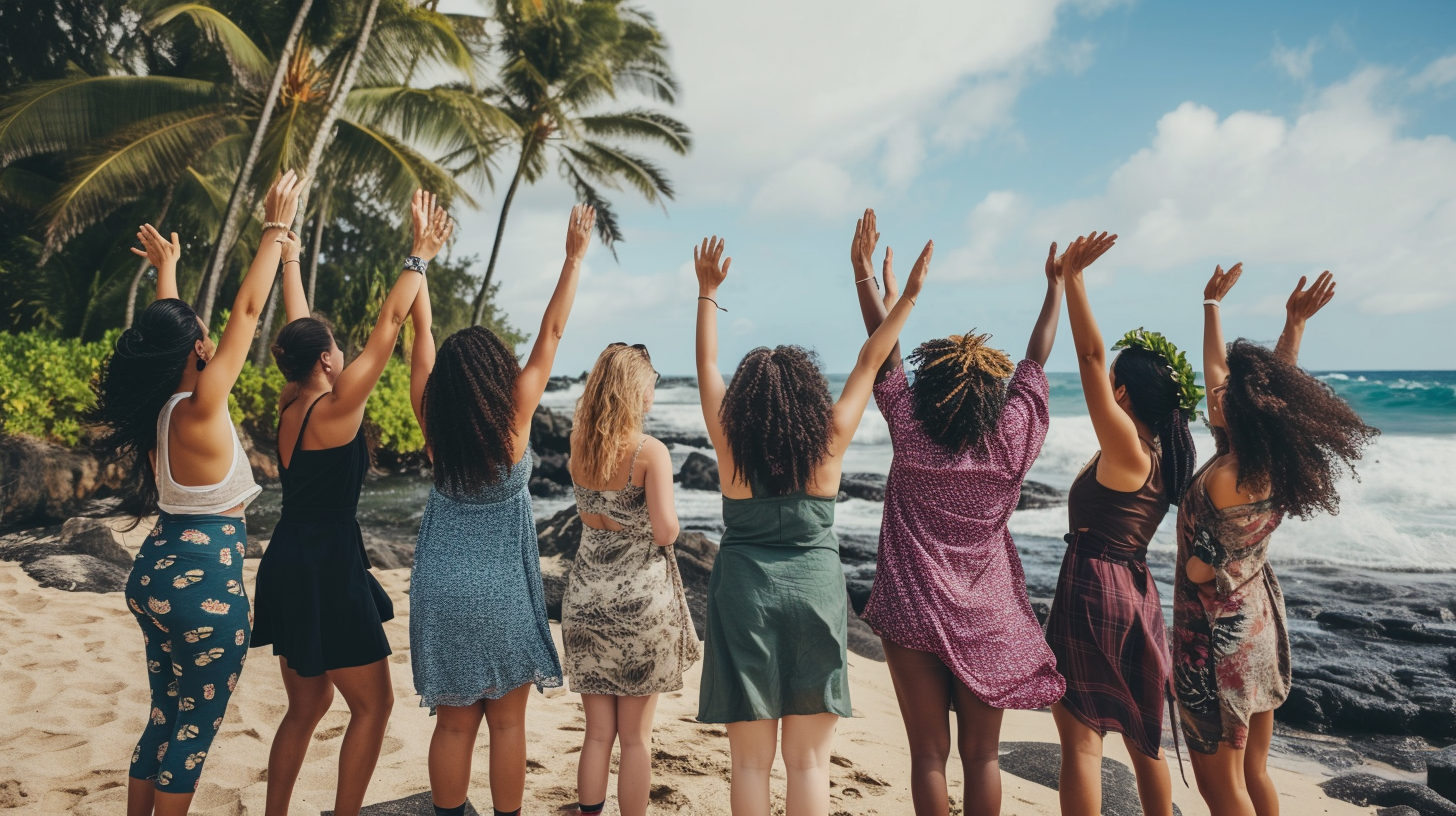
[422,326,521,495]
[719,345,833,497]
[1222,339,1379,519]
[907,331,1015,455]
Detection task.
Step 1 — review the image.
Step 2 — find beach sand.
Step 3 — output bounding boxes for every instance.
[0,523,1372,815]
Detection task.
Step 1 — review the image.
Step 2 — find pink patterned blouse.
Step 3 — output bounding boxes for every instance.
[861,360,1066,709]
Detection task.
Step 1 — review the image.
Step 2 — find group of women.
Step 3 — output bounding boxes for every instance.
[92,170,1377,816]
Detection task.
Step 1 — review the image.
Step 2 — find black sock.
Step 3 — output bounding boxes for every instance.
[493,810,520,816]
[432,803,466,816]
[580,803,605,814]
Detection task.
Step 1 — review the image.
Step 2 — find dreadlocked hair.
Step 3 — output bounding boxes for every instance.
[1222,340,1378,520]
[907,331,1015,455]
[86,298,206,520]
[1112,345,1197,505]
[571,344,656,486]
[719,345,833,497]
[422,326,521,495]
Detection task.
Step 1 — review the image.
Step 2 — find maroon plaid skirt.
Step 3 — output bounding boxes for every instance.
[1045,529,1171,758]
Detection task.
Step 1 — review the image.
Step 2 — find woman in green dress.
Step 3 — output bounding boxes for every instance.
[692,227,933,816]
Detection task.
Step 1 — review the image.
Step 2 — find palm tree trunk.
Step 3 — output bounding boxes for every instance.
[125,183,176,328]
[306,176,334,308]
[195,0,316,326]
[472,139,533,326]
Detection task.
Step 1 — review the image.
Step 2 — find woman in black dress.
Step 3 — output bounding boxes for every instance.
[251,190,453,816]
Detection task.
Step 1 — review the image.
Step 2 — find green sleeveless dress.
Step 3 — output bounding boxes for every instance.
[697,490,852,723]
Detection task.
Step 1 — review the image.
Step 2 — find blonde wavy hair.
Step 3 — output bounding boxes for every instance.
[571,343,657,486]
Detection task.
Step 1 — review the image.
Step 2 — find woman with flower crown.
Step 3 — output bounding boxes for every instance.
[1045,232,1200,816]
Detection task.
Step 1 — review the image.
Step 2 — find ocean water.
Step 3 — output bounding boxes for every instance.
[540,370,1456,573]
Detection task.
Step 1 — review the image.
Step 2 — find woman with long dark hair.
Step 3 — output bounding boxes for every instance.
[90,171,303,816]
[407,205,595,816]
[1046,232,1199,816]
[1177,267,1375,816]
[251,190,453,816]
[850,210,1065,816]
[693,233,932,816]
[562,342,700,816]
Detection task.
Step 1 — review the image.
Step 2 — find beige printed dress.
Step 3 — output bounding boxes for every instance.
[561,439,702,696]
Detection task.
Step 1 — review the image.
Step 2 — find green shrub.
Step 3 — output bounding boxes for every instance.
[0,331,113,444]
[366,356,424,453]
[229,361,287,436]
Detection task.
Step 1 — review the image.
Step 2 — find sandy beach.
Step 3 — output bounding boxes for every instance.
[0,521,1372,816]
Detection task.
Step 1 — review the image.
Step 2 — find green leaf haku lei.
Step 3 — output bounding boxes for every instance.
[1111,328,1205,421]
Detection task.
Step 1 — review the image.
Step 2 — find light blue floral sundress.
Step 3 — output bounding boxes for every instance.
[410,453,563,707]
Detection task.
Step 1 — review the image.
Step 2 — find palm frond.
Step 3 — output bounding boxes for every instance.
[146,3,273,91]
[558,152,623,254]
[573,141,673,203]
[578,109,689,153]
[347,84,518,189]
[362,2,479,87]
[330,117,474,211]
[0,166,59,214]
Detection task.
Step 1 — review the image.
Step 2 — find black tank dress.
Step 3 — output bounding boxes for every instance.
[251,394,394,676]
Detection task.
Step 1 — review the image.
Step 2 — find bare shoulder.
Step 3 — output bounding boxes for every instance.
[640,435,673,467]
[1204,454,1268,509]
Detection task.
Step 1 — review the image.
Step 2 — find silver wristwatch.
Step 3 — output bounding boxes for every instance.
[403,255,428,275]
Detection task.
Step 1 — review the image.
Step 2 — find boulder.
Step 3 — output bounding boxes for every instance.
[1321,773,1456,816]
[58,517,132,568]
[529,477,570,499]
[533,448,571,487]
[1430,744,1456,802]
[674,452,719,491]
[237,427,280,483]
[21,554,129,593]
[530,406,572,454]
[1018,480,1066,510]
[997,741,1179,816]
[655,431,713,450]
[0,435,107,528]
[536,505,583,560]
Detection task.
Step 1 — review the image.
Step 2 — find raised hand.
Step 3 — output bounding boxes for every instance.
[410,190,454,261]
[566,204,596,262]
[276,230,302,264]
[1204,262,1243,302]
[130,223,181,270]
[899,240,934,303]
[1062,231,1117,277]
[264,170,304,228]
[852,208,880,279]
[881,246,899,310]
[1286,271,1336,325]
[1045,241,1061,285]
[694,236,731,292]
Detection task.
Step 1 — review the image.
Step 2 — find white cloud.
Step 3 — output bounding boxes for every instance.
[998,68,1456,315]
[1272,38,1319,80]
[1412,53,1456,90]
[938,190,1034,280]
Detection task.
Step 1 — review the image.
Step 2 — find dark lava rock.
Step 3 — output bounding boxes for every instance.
[1348,735,1438,773]
[675,452,720,491]
[846,578,873,616]
[1317,609,1386,633]
[533,448,571,487]
[1018,480,1066,510]
[1321,773,1456,816]
[839,473,885,503]
[1380,807,1425,816]
[1029,599,1052,628]
[997,741,1181,816]
[655,431,713,449]
[536,505,583,560]
[22,554,129,593]
[528,477,570,499]
[1430,744,1456,802]
[58,517,132,568]
[324,790,480,815]
[1382,619,1456,646]
[846,609,883,662]
[529,405,573,454]
[0,435,111,528]
[361,531,416,571]
[541,568,566,621]
[1281,678,1421,736]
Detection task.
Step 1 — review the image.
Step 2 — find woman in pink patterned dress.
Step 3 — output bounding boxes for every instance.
[851,210,1066,816]
[1177,265,1376,816]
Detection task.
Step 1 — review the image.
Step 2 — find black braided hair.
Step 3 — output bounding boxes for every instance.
[1222,339,1378,519]
[718,345,834,497]
[422,326,521,494]
[271,316,336,382]
[87,298,206,518]
[906,332,1015,455]
[1112,345,1197,504]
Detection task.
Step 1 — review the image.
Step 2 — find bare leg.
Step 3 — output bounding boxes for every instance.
[950,679,1004,816]
[1051,702,1103,816]
[1244,712,1279,816]
[265,658,337,816]
[725,719,779,816]
[127,778,155,816]
[429,701,486,809]
[151,790,197,816]
[327,660,395,816]
[614,694,659,816]
[483,682,534,813]
[882,638,954,816]
[577,694,618,809]
[1120,736,1173,816]
[1189,741,1254,816]
[781,713,838,816]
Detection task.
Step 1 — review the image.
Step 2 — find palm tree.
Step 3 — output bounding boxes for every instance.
[469,0,691,326]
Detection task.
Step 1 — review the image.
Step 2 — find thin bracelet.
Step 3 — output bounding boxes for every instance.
[904,296,917,306]
[855,275,880,289]
[1203,299,1220,307]
[282,259,300,267]
[262,221,289,231]
[698,295,727,312]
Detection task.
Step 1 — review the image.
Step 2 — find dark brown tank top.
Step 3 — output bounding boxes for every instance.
[1067,441,1170,552]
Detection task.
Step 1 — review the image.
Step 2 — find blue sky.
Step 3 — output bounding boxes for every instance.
[437,0,1456,375]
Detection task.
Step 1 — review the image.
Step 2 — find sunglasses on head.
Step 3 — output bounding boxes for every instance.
[609,342,659,384]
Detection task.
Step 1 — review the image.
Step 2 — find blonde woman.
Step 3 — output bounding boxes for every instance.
[562,343,701,816]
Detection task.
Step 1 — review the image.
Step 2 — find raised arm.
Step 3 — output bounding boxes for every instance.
[191,171,303,415]
[408,266,436,432]
[832,240,932,455]
[279,230,309,323]
[1062,231,1149,485]
[513,205,594,443]
[1274,271,1335,366]
[694,237,731,457]
[1025,241,1065,366]
[130,224,181,301]
[641,439,681,546]
[850,209,904,382]
[1201,263,1242,391]
[330,190,452,418]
